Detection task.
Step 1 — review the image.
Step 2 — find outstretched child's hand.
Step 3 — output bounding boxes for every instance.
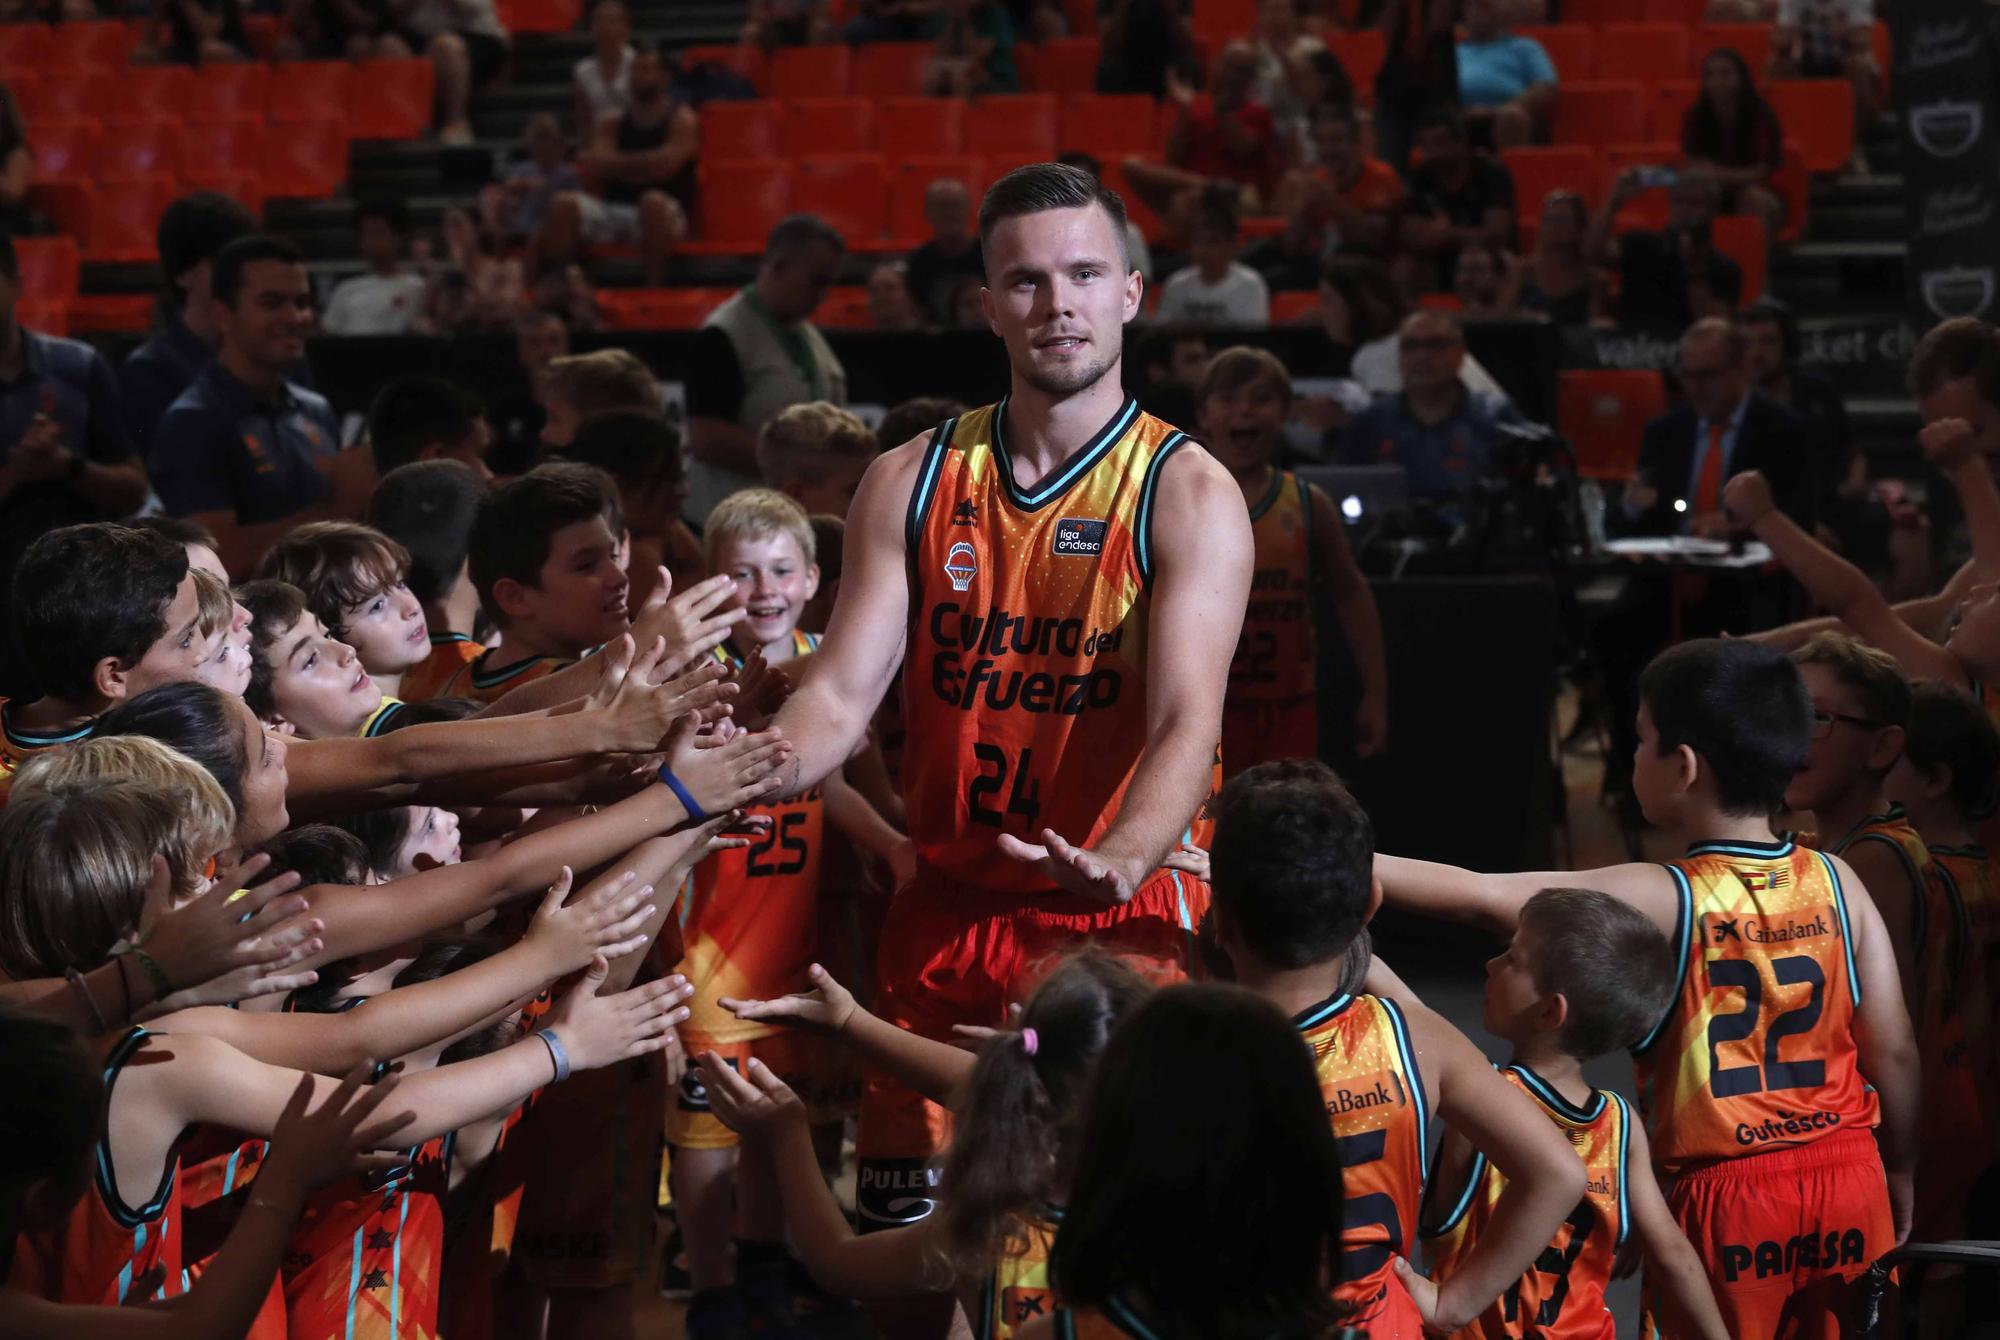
[1919,416,1979,471]
[728,652,792,733]
[539,957,694,1074]
[662,720,791,817]
[137,856,325,1011]
[632,572,748,678]
[1721,469,1776,530]
[258,1064,415,1201]
[721,962,858,1035]
[600,650,732,754]
[695,1052,808,1138]
[523,866,659,976]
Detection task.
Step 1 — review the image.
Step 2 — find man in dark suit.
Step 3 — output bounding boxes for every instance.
[1617,316,1814,537]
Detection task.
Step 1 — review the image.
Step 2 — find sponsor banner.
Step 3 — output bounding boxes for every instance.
[1897,3,2000,328]
[1566,317,1920,394]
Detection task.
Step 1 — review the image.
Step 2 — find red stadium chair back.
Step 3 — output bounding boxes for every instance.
[1325,29,1384,104]
[14,235,80,301]
[1642,0,1706,23]
[98,116,184,178]
[783,98,876,156]
[813,285,872,329]
[1694,23,1773,76]
[27,180,93,241]
[1269,290,1321,325]
[1499,146,1601,217]
[1650,80,1697,141]
[852,41,932,97]
[770,45,852,99]
[270,62,354,122]
[1190,0,1256,48]
[703,99,782,162]
[186,63,271,122]
[184,116,268,174]
[14,69,117,122]
[1552,81,1647,148]
[348,58,433,140]
[1595,22,1691,84]
[87,173,178,262]
[1559,369,1667,481]
[29,119,99,180]
[1032,36,1100,92]
[697,160,791,250]
[1766,79,1854,173]
[68,293,157,333]
[681,44,766,92]
[0,24,52,70]
[46,20,135,67]
[965,93,1058,157]
[496,0,579,33]
[112,65,194,117]
[597,287,732,330]
[1712,213,1767,302]
[1060,93,1157,158]
[1515,24,1593,81]
[262,117,349,199]
[876,97,965,156]
[180,167,265,213]
[1559,0,1624,24]
[792,154,888,249]
[888,154,981,243]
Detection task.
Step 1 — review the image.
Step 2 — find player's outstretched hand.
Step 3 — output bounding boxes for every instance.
[997,828,1137,905]
[1721,469,1775,530]
[1160,842,1209,882]
[540,957,694,1074]
[721,962,858,1035]
[694,1053,807,1138]
[138,856,326,1012]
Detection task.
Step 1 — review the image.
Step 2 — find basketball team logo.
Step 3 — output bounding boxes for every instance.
[1921,266,1996,321]
[944,541,978,591]
[1909,98,1983,159]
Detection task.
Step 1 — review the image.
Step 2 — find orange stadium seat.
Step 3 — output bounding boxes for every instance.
[770,45,851,98]
[1516,24,1593,81]
[1557,0,1623,24]
[966,93,1058,157]
[98,116,183,178]
[1325,29,1384,103]
[696,159,791,250]
[14,69,117,122]
[27,180,92,241]
[597,287,731,330]
[1500,146,1601,216]
[701,100,782,161]
[1191,0,1255,47]
[67,293,155,332]
[30,120,98,180]
[1712,213,1767,302]
[1642,0,1706,23]
[888,154,981,242]
[1559,369,1667,481]
[45,20,136,66]
[783,98,876,156]
[1595,23,1691,84]
[853,41,932,97]
[1552,82,1647,148]
[111,65,194,117]
[262,117,348,198]
[183,116,268,175]
[86,173,178,261]
[180,167,265,213]
[680,44,766,92]
[1270,290,1321,325]
[241,12,286,59]
[813,285,871,329]
[1871,20,1891,97]
[1061,0,1096,36]
[1694,23,1773,75]
[792,154,888,248]
[1650,80,1697,141]
[1766,79,1853,172]
[0,24,52,69]
[496,0,578,33]
[270,62,354,121]
[186,63,271,121]
[1060,93,1157,157]
[1031,36,1100,92]
[876,97,965,156]
[348,58,433,140]
[14,235,80,301]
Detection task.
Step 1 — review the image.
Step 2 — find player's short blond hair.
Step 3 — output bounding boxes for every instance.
[755,401,877,489]
[543,349,658,416]
[12,737,233,899]
[703,488,817,569]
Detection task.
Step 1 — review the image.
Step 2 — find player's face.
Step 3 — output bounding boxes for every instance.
[1946,581,2000,669]
[264,611,383,740]
[234,695,292,846]
[340,579,430,677]
[1482,924,1547,1043]
[1917,376,2000,460]
[1784,662,1891,813]
[524,517,631,651]
[393,805,463,877]
[715,532,819,656]
[1198,379,1287,474]
[128,574,212,700]
[981,204,1141,401]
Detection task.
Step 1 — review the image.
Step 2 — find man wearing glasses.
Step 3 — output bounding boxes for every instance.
[1337,309,1523,500]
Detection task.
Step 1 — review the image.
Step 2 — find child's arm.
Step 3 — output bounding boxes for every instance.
[152,866,663,1074]
[1308,483,1389,758]
[1829,851,1921,1246]
[1374,855,1681,939]
[1623,1119,1731,1340]
[824,769,914,888]
[1923,418,2000,579]
[1751,558,1981,653]
[1725,470,1971,689]
[1393,1006,1587,1334]
[722,964,974,1106]
[697,1052,958,1299]
[300,729,788,966]
[0,1067,409,1340]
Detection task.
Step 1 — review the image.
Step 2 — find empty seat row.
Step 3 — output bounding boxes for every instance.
[1548,79,1853,174]
[9,59,432,142]
[1502,141,1808,244]
[704,93,1168,164]
[29,116,349,208]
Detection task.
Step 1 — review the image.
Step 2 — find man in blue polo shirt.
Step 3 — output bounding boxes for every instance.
[121,191,258,460]
[1456,0,1556,149]
[0,229,149,601]
[1339,309,1522,503]
[150,234,369,575]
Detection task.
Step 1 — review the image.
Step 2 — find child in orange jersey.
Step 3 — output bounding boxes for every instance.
[366,460,491,703]
[1886,681,2000,1245]
[1377,639,1922,1339]
[1018,983,1356,1340]
[1198,346,1387,774]
[0,1008,408,1340]
[1206,760,1585,1337]
[697,952,1152,1340]
[1782,633,1939,1020]
[1387,889,1728,1340]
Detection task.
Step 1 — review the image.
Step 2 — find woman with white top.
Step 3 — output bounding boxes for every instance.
[573,0,635,133]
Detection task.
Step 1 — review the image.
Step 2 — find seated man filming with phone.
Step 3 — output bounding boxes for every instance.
[1585,165,1742,336]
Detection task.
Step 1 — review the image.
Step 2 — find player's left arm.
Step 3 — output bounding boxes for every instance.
[1828,850,1920,1246]
[1625,1119,1732,1340]
[999,445,1252,902]
[1307,483,1388,757]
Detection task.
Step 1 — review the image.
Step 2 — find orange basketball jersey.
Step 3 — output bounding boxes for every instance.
[1297,990,1428,1329]
[399,634,484,703]
[1425,1066,1631,1340]
[283,1135,448,1340]
[437,649,573,704]
[1801,807,1940,999]
[1632,838,1877,1173]
[1231,469,1317,707]
[903,398,1213,892]
[11,1027,190,1306]
[681,632,825,1044]
[974,1209,1060,1340]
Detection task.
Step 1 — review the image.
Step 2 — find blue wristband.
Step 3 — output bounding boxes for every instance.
[656,764,710,823]
[538,1028,572,1083]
